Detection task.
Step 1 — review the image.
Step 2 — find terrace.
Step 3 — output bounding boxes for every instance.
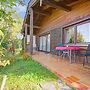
[22,0,90,89]
[32,51,90,89]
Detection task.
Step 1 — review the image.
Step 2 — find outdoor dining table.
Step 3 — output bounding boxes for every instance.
[55,46,80,63]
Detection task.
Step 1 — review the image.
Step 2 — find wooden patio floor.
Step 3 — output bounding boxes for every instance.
[32,51,90,89]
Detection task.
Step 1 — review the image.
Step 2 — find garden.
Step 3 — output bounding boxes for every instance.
[0,0,75,90]
[0,51,75,90]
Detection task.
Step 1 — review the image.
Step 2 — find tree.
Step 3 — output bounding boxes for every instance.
[0,0,24,53]
[0,0,25,32]
[77,32,84,43]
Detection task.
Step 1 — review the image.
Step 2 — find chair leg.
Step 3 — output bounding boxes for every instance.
[85,56,88,63]
[83,56,88,66]
[73,50,76,63]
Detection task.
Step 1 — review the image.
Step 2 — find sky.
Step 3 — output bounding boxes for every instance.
[13,0,30,19]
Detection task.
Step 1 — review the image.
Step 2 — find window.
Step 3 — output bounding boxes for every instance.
[40,37,43,50]
[63,21,90,44]
[77,22,90,43]
[27,35,30,44]
[39,34,50,52]
[42,36,46,51]
[64,27,75,44]
[47,34,50,52]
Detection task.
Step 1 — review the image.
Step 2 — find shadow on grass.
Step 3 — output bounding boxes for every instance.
[0,56,58,82]
[0,55,75,90]
[0,56,60,89]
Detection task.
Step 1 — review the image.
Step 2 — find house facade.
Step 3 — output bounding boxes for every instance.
[22,0,90,54]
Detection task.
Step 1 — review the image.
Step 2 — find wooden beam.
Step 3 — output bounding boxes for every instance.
[34,25,41,29]
[34,14,40,24]
[33,8,51,16]
[68,0,84,6]
[59,0,78,4]
[43,0,71,12]
[26,24,41,29]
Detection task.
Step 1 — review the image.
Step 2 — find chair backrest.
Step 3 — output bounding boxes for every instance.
[57,43,64,47]
[86,44,90,54]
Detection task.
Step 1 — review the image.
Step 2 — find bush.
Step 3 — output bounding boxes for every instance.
[7,55,16,62]
[1,41,9,49]
[21,52,32,60]
[0,47,6,60]
[0,60,10,67]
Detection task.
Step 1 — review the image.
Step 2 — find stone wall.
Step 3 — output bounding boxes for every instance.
[50,28,62,52]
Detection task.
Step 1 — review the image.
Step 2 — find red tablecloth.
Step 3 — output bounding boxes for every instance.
[56,46,80,51]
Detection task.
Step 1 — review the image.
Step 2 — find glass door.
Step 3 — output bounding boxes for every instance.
[42,36,47,51]
[47,34,50,52]
[39,34,50,52]
[40,37,43,50]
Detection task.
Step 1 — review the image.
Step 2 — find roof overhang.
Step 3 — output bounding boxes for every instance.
[23,0,85,35]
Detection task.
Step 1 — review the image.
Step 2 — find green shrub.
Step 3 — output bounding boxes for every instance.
[1,41,9,49]
[22,52,31,60]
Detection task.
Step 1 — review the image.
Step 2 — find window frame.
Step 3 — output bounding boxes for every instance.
[63,19,90,45]
[63,26,76,44]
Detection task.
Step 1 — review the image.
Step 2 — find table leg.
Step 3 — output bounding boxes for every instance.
[58,50,61,56]
[58,50,60,62]
[69,50,72,63]
[74,50,76,63]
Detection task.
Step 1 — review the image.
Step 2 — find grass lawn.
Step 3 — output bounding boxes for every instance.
[0,54,75,90]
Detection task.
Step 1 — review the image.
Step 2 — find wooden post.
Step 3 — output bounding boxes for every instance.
[30,8,33,54]
[23,37,26,51]
[22,30,24,51]
[25,24,27,52]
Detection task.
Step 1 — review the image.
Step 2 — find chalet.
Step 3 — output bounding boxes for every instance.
[22,0,90,88]
[22,0,90,54]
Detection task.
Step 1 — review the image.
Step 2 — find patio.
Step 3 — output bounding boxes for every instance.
[22,0,90,89]
[32,51,90,89]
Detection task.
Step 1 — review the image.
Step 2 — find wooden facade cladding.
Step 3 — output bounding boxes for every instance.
[36,1,90,35]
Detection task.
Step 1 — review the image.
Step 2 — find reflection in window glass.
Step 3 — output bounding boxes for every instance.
[47,34,50,52]
[42,36,46,51]
[27,35,30,44]
[39,34,50,52]
[65,27,75,43]
[40,37,43,50]
[77,22,90,43]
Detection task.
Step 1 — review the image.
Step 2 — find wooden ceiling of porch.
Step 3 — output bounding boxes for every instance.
[25,0,84,35]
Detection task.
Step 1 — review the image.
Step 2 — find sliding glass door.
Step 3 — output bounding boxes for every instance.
[39,34,50,52]
[40,37,43,50]
[47,34,50,52]
[42,36,46,51]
